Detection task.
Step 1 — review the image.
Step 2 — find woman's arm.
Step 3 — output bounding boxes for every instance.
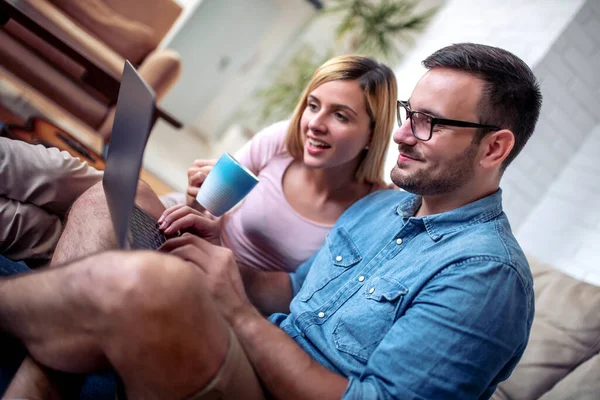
[238,264,293,315]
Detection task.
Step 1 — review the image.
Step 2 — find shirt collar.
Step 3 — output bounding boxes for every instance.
[395,189,504,241]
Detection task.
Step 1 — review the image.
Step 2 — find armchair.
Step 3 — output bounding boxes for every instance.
[0,0,183,141]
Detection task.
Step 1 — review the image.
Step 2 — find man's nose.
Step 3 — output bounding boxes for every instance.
[393,119,417,145]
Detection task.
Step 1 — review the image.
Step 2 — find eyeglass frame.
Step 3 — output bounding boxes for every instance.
[397,100,501,141]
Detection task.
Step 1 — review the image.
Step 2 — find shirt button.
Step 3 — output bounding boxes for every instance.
[358,275,365,282]
[318,312,325,318]
[301,332,306,338]
[369,287,375,294]
[335,255,343,262]
[396,238,403,245]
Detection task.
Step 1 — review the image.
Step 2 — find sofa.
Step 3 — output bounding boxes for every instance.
[492,257,600,399]
[0,0,183,140]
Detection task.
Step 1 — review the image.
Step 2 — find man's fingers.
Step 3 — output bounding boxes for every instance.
[164,242,211,274]
[160,234,219,269]
[159,232,206,252]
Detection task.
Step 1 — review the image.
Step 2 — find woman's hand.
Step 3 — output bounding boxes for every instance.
[186,159,217,208]
[158,204,221,245]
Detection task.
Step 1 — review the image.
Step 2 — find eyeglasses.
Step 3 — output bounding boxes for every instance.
[397,100,501,141]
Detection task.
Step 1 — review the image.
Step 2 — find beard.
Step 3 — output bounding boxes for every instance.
[390,143,478,196]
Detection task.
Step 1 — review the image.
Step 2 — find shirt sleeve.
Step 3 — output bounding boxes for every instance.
[342,259,533,400]
[234,120,290,175]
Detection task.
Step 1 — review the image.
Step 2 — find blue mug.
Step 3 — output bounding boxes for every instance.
[195,153,259,216]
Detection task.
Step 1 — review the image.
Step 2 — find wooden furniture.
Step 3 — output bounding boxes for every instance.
[0,96,174,195]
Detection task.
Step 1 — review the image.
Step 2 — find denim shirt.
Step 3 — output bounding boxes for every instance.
[269,189,534,400]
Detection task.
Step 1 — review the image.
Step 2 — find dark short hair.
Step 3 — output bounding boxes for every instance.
[423,43,542,169]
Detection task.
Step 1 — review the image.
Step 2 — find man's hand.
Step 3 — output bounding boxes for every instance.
[186,159,216,208]
[159,233,252,323]
[158,205,221,245]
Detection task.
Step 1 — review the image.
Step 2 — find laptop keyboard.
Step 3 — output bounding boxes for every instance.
[130,204,167,250]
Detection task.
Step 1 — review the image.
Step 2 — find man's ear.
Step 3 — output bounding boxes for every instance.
[479,129,514,169]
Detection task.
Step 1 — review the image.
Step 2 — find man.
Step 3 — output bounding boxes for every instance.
[0,42,542,399]
[0,137,102,264]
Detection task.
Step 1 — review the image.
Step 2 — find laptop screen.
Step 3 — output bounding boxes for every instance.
[102,61,156,250]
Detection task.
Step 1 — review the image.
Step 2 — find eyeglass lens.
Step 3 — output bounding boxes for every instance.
[398,104,431,141]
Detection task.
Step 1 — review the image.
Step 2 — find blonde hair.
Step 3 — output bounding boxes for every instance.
[284,55,398,184]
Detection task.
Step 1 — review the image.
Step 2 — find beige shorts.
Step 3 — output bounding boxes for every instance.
[186,327,265,400]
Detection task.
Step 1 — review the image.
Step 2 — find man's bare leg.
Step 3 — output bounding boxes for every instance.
[5,179,167,397]
[0,251,229,399]
[3,356,81,399]
[52,180,166,265]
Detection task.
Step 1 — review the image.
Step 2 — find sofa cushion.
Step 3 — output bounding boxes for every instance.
[537,352,600,400]
[493,257,600,399]
[49,0,155,64]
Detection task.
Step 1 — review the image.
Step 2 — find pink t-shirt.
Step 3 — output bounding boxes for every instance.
[220,121,333,272]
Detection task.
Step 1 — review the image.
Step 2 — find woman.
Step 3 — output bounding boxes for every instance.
[159,55,398,272]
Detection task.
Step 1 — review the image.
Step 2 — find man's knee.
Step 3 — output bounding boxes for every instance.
[75,251,230,387]
[69,181,108,219]
[79,251,193,320]
[53,181,114,264]
[69,179,163,221]
[136,180,153,199]
[134,180,165,220]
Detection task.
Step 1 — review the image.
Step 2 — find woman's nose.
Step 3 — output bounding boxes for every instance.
[308,111,326,133]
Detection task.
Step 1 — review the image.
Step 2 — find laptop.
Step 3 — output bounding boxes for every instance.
[102,61,167,250]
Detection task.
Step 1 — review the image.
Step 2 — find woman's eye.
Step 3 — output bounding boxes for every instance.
[335,112,348,122]
[307,103,318,111]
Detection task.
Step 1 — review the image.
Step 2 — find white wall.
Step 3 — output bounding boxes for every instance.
[515,0,600,285]
[517,126,600,285]
[504,0,600,230]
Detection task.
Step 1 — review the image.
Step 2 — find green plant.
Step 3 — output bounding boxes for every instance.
[327,0,438,62]
[255,46,332,125]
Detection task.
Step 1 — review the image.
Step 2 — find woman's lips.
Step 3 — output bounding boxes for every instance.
[306,136,331,156]
[306,139,330,155]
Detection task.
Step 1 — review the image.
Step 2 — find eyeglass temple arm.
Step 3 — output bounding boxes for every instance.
[434,117,500,130]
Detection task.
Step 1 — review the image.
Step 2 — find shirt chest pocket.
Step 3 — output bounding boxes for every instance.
[333,276,408,363]
[297,227,361,302]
